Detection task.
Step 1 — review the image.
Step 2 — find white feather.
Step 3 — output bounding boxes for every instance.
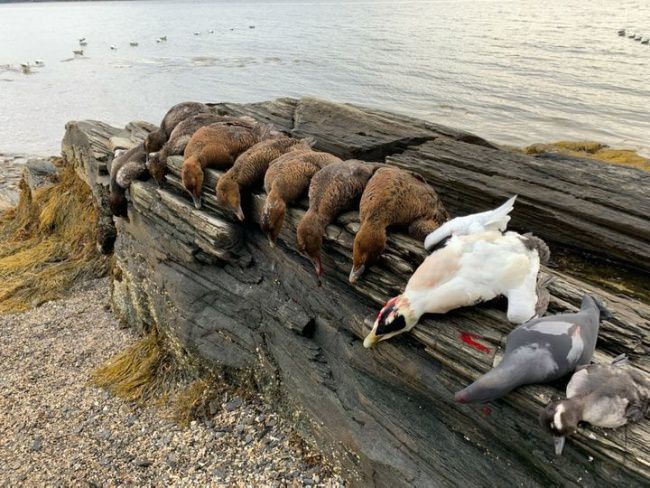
[405,230,537,320]
[504,246,539,323]
[424,195,517,251]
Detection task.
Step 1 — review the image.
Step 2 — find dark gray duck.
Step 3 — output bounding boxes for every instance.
[454,295,608,404]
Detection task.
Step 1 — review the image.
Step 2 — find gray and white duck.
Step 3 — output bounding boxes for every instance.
[540,354,650,455]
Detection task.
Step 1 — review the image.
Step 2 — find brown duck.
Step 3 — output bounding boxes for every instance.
[261,150,342,243]
[350,166,449,283]
[297,160,380,277]
[109,143,147,218]
[147,113,257,184]
[216,136,313,221]
[182,123,269,208]
[144,101,210,153]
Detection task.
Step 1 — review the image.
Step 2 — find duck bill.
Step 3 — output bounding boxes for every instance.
[349,265,365,283]
[554,436,566,456]
[191,195,202,209]
[234,206,245,221]
[312,256,323,278]
[363,329,379,348]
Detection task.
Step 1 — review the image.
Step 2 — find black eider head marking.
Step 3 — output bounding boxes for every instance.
[375,298,408,336]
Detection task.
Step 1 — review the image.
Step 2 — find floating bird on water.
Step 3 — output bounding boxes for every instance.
[158,35,167,42]
[194,32,200,36]
[34,60,44,66]
[628,32,636,38]
[350,167,448,283]
[540,354,649,456]
[209,29,215,34]
[363,230,551,348]
[635,34,643,41]
[249,25,256,29]
[110,45,117,50]
[454,294,607,404]
[20,63,31,74]
[129,41,139,47]
[79,40,87,46]
[78,37,86,42]
[424,196,517,252]
[73,49,84,56]
[642,38,649,45]
[618,29,626,36]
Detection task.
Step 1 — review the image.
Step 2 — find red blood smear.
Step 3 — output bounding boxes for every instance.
[481,406,492,417]
[459,331,492,354]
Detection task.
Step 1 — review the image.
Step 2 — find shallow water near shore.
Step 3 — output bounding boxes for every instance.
[0,0,649,156]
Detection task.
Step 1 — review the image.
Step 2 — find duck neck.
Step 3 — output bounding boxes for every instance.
[401,290,428,322]
[457,359,533,403]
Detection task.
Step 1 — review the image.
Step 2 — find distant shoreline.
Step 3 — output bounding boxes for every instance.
[0,1,131,4]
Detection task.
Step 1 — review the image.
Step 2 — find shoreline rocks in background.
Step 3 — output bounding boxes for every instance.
[521,140,650,171]
[0,153,29,211]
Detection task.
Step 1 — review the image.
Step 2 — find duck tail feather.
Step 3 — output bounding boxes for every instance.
[521,233,551,264]
[423,221,452,251]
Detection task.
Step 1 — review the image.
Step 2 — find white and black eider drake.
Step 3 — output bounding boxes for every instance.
[363,229,551,348]
[423,195,517,251]
[454,294,607,404]
[540,354,650,455]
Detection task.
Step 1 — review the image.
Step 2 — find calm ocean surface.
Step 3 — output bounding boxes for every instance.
[0,0,649,156]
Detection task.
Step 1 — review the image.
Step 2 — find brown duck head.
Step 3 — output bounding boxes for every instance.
[144,129,166,153]
[350,223,386,283]
[146,152,166,185]
[181,156,204,209]
[108,190,129,220]
[296,212,324,277]
[216,175,245,221]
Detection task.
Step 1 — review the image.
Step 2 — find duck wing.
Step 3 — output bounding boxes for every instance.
[504,248,540,324]
[423,196,516,251]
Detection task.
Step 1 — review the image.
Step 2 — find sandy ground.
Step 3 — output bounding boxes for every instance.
[0,278,344,487]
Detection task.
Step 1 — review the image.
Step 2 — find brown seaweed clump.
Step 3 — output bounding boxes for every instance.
[0,163,108,313]
[89,328,178,404]
[523,140,650,171]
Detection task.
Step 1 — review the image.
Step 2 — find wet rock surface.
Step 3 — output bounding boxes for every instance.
[0,279,344,487]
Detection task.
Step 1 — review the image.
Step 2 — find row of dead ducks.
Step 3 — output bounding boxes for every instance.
[109,102,649,457]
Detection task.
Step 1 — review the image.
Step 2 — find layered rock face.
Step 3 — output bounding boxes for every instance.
[62,98,650,487]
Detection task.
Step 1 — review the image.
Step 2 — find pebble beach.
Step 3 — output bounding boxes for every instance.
[0,278,344,487]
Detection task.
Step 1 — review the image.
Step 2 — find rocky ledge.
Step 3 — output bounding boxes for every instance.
[61,97,649,487]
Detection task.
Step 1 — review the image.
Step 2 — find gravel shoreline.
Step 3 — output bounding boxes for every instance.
[0,278,344,487]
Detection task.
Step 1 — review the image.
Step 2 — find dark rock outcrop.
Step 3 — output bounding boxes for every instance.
[62,97,650,487]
